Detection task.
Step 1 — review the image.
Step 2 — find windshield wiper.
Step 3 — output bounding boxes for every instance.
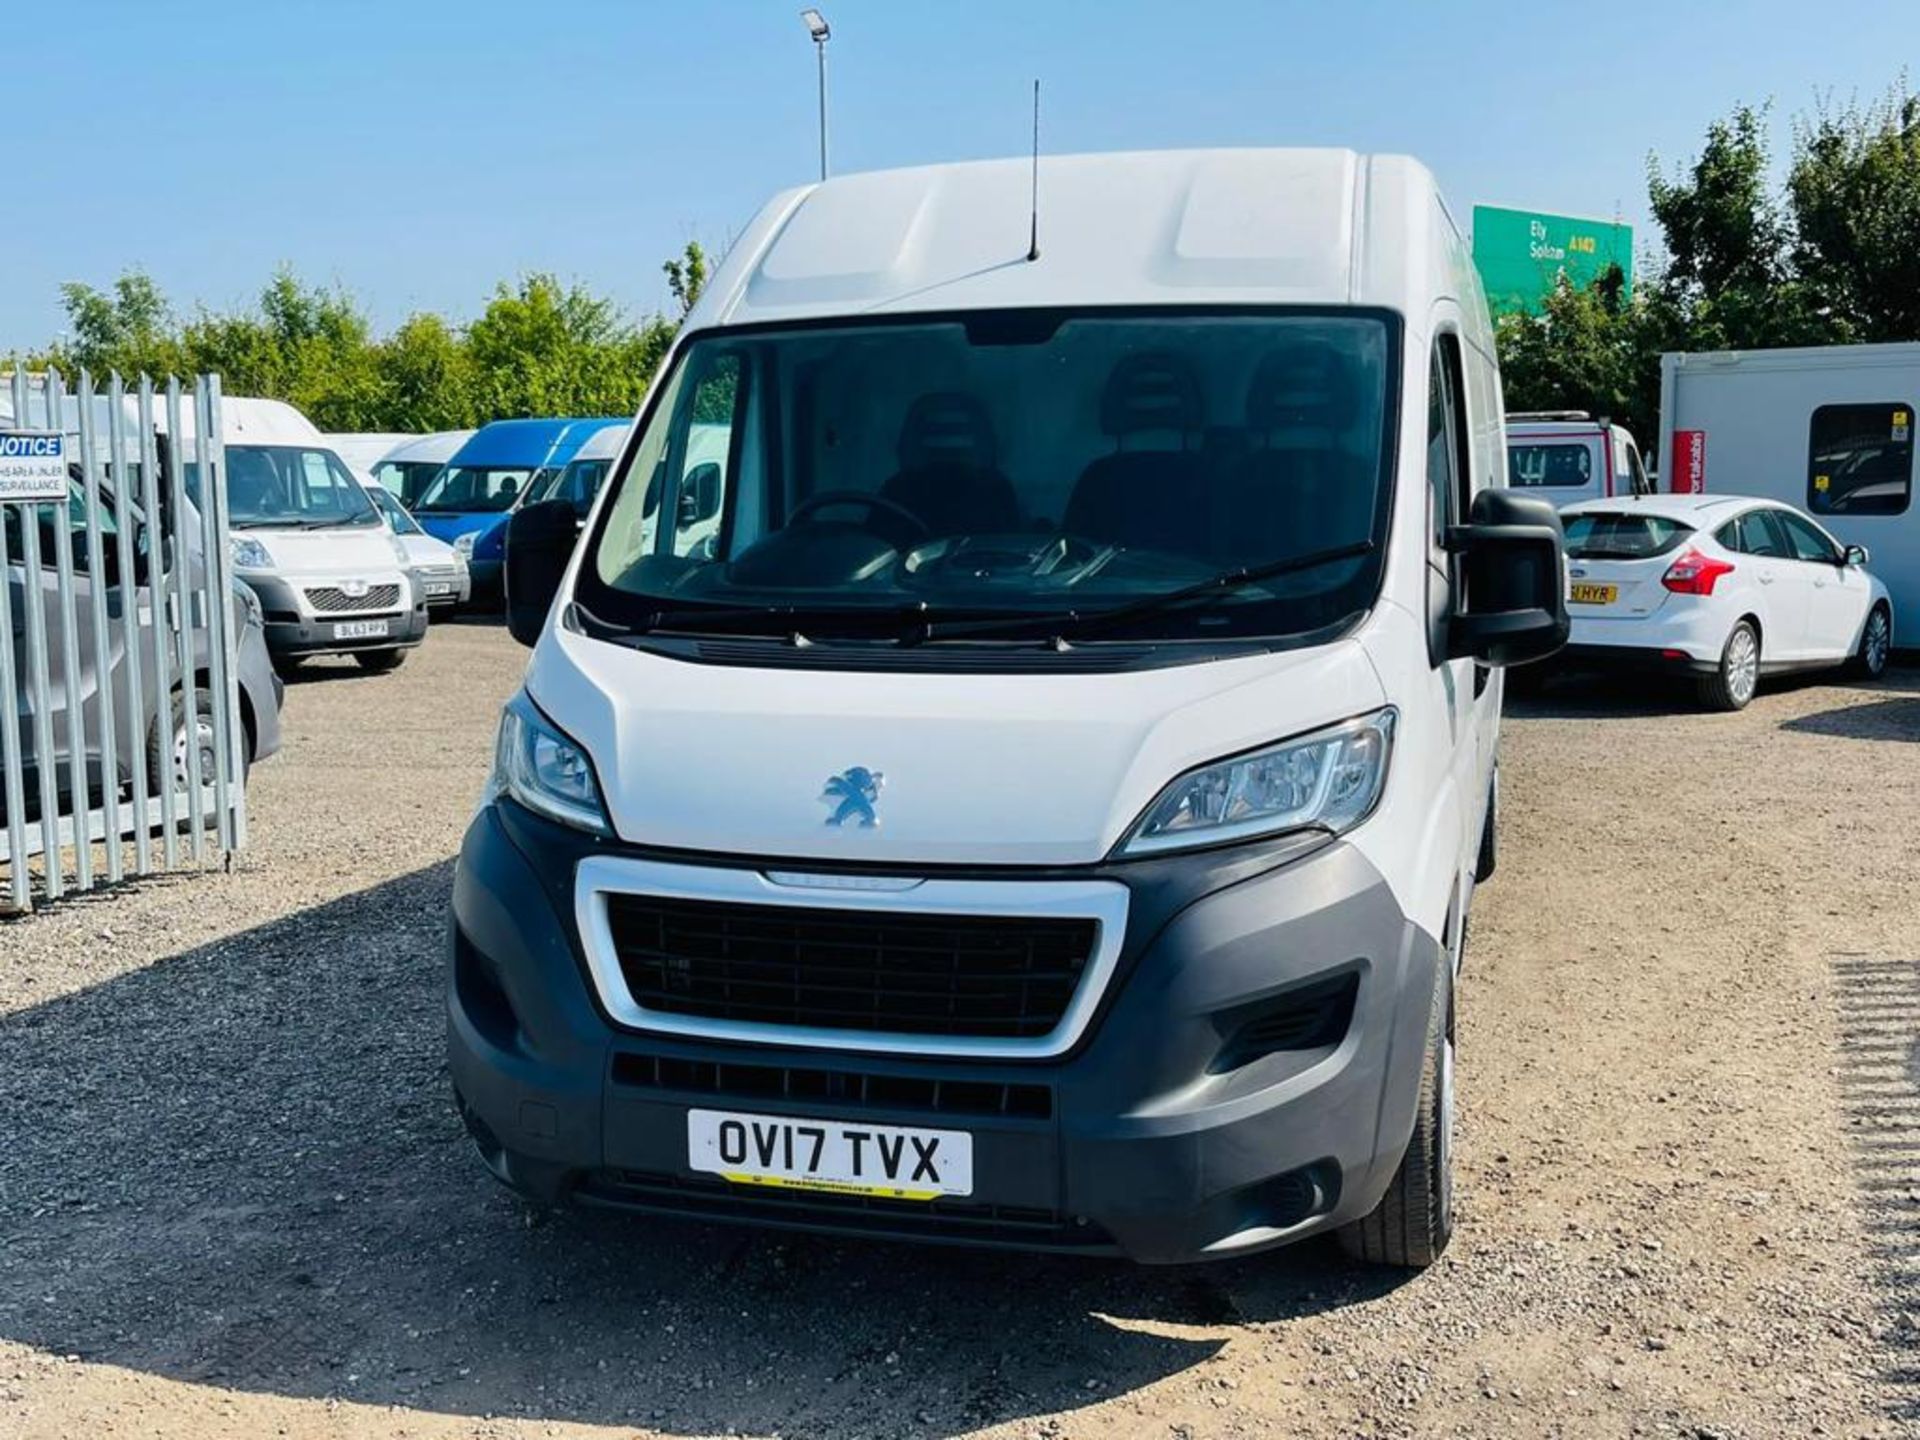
[912,538,1377,644]
[575,597,939,643]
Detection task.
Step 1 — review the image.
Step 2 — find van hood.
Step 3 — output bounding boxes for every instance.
[418,513,505,546]
[235,525,405,579]
[526,629,1388,867]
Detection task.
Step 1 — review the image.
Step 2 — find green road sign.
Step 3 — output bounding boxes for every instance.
[1472,205,1633,316]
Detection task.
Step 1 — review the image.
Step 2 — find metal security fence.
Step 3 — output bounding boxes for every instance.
[0,369,246,914]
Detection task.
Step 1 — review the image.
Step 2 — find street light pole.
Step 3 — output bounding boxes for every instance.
[801,9,830,181]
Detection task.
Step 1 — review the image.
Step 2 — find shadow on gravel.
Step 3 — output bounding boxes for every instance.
[1781,695,1920,742]
[1501,671,1706,719]
[0,866,1394,1435]
[1831,953,1920,1428]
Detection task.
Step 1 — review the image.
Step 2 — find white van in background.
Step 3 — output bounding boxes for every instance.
[1504,412,1652,507]
[359,481,470,612]
[371,429,475,508]
[323,431,415,481]
[174,399,427,673]
[455,149,1568,1269]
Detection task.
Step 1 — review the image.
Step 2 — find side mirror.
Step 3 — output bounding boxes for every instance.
[503,499,578,647]
[1844,543,1870,567]
[678,462,723,530]
[1446,489,1569,667]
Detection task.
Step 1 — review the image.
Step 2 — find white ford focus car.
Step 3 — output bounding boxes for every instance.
[1558,494,1892,710]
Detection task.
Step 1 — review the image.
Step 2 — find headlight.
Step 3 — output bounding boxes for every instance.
[231,536,273,569]
[1119,708,1396,857]
[454,532,476,558]
[489,692,610,835]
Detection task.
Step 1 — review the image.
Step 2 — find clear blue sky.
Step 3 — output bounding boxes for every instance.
[7,0,1909,343]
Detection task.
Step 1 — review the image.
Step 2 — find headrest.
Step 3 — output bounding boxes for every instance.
[897,391,998,471]
[1246,343,1357,432]
[1100,351,1204,437]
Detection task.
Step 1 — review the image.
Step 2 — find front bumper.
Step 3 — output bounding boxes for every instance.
[243,573,429,657]
[448,804,1442,1264]
[417,566,471,610]
[465,558,503,605]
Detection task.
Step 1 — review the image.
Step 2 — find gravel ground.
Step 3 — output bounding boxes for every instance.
[2,625,1918,1439]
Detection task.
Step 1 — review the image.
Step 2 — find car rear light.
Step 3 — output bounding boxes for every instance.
[1662,547,1735,596]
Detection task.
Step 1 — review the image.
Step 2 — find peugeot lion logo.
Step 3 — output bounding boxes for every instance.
[821,766,883,828]
[341,578,370,599]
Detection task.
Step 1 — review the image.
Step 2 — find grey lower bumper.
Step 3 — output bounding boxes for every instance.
[448,805,1443,1263]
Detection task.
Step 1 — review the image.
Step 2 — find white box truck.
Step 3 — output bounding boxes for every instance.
[1658,342,1919,633]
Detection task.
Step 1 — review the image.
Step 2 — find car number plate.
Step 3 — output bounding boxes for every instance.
[1569,583,1618,604]
[687,1108,973,1200]
[334,619,390,639]
[426,581,453,596]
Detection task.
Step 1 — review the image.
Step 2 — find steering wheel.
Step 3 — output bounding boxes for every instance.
[787,489,930,543]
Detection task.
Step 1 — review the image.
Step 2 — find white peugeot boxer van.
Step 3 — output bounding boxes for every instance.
[451,149,1567,1267]
[180,399,428,672]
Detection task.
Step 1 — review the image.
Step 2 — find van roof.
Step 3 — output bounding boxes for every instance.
[571,424,630,461]
[450,417,626,468]
[693,148,1459,329]
[380,429,474,465]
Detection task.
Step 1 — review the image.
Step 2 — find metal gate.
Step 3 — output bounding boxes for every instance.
[1,368,246,914]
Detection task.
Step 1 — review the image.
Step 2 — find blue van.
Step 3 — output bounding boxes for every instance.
[412,418,625,601]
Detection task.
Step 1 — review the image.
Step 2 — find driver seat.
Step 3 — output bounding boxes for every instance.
[879,392,1020,537]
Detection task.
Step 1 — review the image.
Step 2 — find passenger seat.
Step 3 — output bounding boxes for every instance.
[1217,342,1371,566]
[879,392,1020,537]
[1062,352,1213,558]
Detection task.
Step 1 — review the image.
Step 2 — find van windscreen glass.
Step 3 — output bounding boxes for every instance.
[415,465,541,514]
[1562,511,1691,559]
[223,446,380,530]
[1508,442,1592,488]
[578,311,1396,644]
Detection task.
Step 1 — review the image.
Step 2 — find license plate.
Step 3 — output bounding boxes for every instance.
[1569,583,1618,604]
[687,1107,973,1200]
[426,581,453,596]
[334,619,390,639]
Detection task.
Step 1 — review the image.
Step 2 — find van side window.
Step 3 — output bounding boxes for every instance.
[1808,402,1912,517]
[1426,347,1457,551]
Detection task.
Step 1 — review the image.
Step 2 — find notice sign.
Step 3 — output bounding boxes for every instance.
[0,431,67,503]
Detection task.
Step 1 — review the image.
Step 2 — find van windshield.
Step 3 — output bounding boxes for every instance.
[529,457,613,516]
[415,465,543,514]
[1508,442,1593,488]
[224,445,380,530]
[578,311,1395,644]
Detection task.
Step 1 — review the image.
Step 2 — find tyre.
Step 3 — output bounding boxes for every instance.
[1338,963,1454,1269]
[1696,620,1759,712]
[1473,767,1498,884]
[147,689,246,809]
[1848,605,1891,680]
[355,649,407,673]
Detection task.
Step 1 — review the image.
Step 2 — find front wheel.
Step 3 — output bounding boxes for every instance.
[1696,620,1759,712]
[355,649,407,674]
[1849,605,1891,680]
[1338,964,1454,1269]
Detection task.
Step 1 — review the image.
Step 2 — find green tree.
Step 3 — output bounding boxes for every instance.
[54,270,183,377]
[662,240,709,318]
[375,313,480,430]
[1788,85,1920,342]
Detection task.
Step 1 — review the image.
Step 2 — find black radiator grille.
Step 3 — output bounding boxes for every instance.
[605,894,1098,1039]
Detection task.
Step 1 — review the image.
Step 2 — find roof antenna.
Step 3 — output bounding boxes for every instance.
[1026,79,1041,262]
